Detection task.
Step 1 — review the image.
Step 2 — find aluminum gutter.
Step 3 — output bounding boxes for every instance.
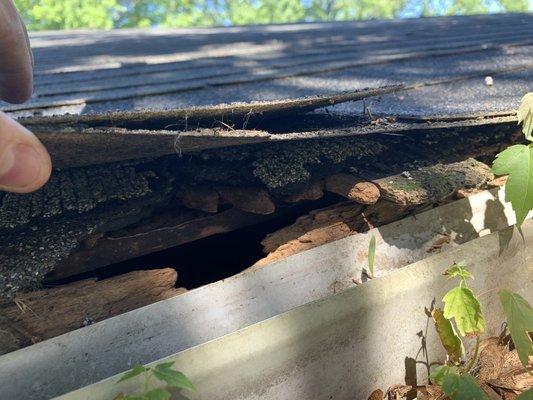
[56,218,533,400]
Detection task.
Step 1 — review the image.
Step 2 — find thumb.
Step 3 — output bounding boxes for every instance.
[0,111,51,193]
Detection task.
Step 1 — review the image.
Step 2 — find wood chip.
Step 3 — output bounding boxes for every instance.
[367,389,384,400]
[218,186,276,215]
[280,180,324,203]
[325,174,380,204]
[178,185,219,213]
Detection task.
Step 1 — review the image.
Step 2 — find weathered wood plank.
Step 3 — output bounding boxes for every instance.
[253,159,494,268]
[325,174,380,204]
[374,158,495,205]
[0,268,186,355]
[46,208,277,281]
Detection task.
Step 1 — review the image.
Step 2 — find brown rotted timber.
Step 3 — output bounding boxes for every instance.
[252,159,494,268]
[325,174,380,204]
[177,185,220,214]
[278,180,325,203]
[218,186,276,215]
[0,269,186,355]
[47,208,278,281]
[252,200,412,269]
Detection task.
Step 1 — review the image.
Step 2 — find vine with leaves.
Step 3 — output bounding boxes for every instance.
[425,93,533,400]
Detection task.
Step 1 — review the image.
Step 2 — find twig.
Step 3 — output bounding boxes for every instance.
[465,335,480,373]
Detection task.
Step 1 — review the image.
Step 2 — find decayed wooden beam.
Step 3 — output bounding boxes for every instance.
[46,208,278,281]
[0,269,186,355]
[374,158,493,205]
[218,186,276,215]
[252,200,411,269]
[325,174,380,204]
[252,159,494,268]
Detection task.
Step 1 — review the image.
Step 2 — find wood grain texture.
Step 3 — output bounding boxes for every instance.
[0,268,186,355]
[253,159,493,268]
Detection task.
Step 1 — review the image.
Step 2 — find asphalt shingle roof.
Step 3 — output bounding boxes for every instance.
[1,13,531,120]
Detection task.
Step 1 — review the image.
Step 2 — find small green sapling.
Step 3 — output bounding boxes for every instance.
[367,234,376,278]
[428,261,532,400]
[114,361,195,400]
[492,92,533,226]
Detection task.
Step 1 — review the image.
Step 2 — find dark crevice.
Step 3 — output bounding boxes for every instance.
[44,194,338,290]
[86,109,369,133]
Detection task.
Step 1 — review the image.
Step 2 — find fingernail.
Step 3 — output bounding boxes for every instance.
[0,143,42,190]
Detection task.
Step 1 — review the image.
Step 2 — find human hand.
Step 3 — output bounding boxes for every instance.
[0,0,51,193]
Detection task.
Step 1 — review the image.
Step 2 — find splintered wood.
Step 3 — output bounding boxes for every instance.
[53,158,494,277]
[252,201,411,268]
[325,174,380,204]
[0,269,186,355]
[177,185,276,214]
[253,159,494,268]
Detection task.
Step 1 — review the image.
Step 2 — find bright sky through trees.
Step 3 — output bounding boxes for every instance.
[14,0,531,30]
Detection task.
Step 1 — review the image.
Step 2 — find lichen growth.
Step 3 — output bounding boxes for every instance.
[251,138,386,188]
[379,158,493,205]
[387,178,424,192]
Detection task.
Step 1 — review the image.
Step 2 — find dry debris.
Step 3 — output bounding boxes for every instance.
[368,337,532,400]
[325,174,380,204]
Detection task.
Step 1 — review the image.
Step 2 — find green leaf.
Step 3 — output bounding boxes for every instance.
[518,93,533,141]
[155,361,175,370]
[367,234,376,277]
[145,388,172,400]
[429,365,460,386]
[117,364,149,383]
[431,308,464,363]
[443,287,485,336]
[492,144,533,226]
[499,290,533,367]
[444,261,473,282]
[152,364,196,392]
[442,373,488,400]
[517,389,533,400]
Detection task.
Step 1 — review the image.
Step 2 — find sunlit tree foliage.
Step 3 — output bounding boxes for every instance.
[14,0,530,30]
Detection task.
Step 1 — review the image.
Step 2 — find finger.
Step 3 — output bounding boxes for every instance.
[0,111,51,193]
[19,13,34,67]
[0,0,33,104]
